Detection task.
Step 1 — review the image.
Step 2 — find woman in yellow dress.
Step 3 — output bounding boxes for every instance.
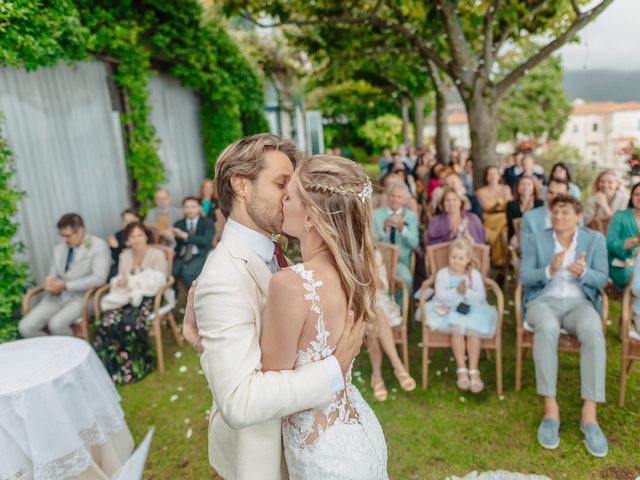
[475,166,512,267]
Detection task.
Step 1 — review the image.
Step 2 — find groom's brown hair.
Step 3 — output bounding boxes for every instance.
[215,133,298,217]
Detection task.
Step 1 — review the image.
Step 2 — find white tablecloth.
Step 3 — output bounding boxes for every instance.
[0,337,133,480]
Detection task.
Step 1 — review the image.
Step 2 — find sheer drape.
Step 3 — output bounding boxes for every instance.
[0,61,130,281]
[148,74,205,203]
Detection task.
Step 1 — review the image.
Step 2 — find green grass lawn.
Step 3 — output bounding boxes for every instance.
[119,297,640,480]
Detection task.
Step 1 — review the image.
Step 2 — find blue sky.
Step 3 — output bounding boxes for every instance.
[559,0,640,71]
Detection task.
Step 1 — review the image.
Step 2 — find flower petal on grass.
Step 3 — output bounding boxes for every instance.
[170,395,179,402]
[186,428,193,439]
[174,351,183,359]
[179,366,188,373]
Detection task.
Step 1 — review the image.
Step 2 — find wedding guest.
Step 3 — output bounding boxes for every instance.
[373,182,420,291]
[94,222,168,384]
[431,172,482,219]
[199,178,225,247]
[171,196,215,288]
[393,166,417,197]
[584,170,629,229]
[475,166,512,267]
[629,249,640,333]
[377,173,419,212]
[426,187,486,246]
[606,182,640,291]
[368,248,417,401]
[520,178,570,251]
[502,151,523,191]
[519,195,608,457]
[427,163,452,204]
[548,162,581,199]
[424,239,497,393]
[107,208,141,279]
[145,189,182,244]
[378,148,393,174]
[406,146,418,171]
[385,152,412,178]
[506,175,543,248]
[460,157,473,194]
[18,214,110,337]
[516,153,546,190]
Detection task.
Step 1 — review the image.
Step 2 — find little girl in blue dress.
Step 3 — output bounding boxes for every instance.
[424,238,497,393]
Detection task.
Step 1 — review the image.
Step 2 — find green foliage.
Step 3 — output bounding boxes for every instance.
[308,80,397,150]
[357,114,403,152]
[0,116,28,338]
[497,53,571,142]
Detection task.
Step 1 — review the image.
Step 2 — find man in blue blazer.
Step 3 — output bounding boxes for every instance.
[519,194,609,457]
[520,177,569,254]
[373,182,419,291]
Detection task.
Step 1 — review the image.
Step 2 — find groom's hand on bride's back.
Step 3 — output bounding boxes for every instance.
[334,310,365,375]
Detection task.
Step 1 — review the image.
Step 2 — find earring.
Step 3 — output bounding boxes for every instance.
[304,223,311,232]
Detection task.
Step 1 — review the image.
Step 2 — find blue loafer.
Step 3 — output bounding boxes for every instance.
[581,422,608,457]
[537,418,560,450]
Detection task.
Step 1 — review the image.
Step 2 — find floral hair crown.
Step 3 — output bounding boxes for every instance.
[357,179,373,203]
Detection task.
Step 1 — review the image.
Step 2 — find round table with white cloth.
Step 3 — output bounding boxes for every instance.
[0,337,134,480]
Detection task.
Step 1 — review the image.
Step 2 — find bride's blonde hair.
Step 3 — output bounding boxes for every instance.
[292,155,377,327]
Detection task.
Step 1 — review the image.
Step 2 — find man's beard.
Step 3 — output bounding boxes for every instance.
[246,192,282,235]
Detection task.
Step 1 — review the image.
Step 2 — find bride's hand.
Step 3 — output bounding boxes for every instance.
[182,279,202,352]
[334,310,365,375]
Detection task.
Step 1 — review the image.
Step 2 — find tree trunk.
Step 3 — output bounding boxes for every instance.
[434,84,450,165]
[413,96,426,150]
[466,84,498,191]
[401,97,411,147]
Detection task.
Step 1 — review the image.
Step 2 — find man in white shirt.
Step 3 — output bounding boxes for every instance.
[519,195,609,457]
[181,134,363,479]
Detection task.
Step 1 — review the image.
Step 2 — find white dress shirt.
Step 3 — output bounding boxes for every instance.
[185,216,200,256]
[541,229,586,300]
[225,218,345,394]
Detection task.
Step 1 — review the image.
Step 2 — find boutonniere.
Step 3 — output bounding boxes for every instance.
[272,233,289,254]
[83,237,92,249]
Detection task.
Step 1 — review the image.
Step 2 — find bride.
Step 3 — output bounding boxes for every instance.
[259,155,388,479]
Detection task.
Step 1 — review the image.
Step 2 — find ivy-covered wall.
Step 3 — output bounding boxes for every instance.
[0,0,268,336]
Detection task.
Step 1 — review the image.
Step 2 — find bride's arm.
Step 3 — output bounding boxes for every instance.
[260,270,307,371]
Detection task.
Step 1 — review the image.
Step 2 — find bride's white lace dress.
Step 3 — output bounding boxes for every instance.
[282,264,389,479]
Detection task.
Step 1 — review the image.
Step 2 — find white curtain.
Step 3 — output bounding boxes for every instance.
[147,74,205,203]
[0,61,131,282]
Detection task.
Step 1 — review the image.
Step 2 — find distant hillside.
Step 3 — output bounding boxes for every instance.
[563,70,640,102]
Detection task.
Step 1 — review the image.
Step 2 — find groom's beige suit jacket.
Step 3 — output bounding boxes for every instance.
[194,225,334,480]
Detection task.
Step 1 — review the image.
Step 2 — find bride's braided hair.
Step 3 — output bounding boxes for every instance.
[293,155,378,327]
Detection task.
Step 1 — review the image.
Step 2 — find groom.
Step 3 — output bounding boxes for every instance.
[183,134,364,480]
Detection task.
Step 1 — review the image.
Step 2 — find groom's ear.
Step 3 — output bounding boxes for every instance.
[230,175,250,199]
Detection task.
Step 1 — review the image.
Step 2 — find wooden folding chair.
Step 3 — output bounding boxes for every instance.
[514,283,609,391]
[375,242,410,371]
[505,218,522,292]
[619,280,640,406]
[418,242,504,394]
[22,286,96,340]
[93,245,183,374]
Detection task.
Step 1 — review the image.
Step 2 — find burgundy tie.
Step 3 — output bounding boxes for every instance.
[273,242,288,269]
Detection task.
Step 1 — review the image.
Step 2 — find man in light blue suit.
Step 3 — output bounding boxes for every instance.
[520,178,569,255]
[373,182,419,291]
[519,195,609,457]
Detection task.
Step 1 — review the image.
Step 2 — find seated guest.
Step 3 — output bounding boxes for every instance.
[506,175,543,250]
[94,222,168,384]
[502,151,523,191]
[376,173,419,212]
[520,177,569,251]
[171,196,215,288]
[519,195,608,457]
[18,214,110,337]
[426,164,452,204]
[606,182,640,291]
[145,189,182,243]
[378,148,393,174]
[199,179,225,247]
[629,249,640,333]
[475,166,512,267]
[368,248,416,401]
[584,170,629,229]
[107,208,141,279]
[460,157,473,194]
[516,153,546,190]
[548,162,581,199]
[373,182,420,291]
[426,187,486,246]
[393,166,417,197]
[431,172,482,219]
